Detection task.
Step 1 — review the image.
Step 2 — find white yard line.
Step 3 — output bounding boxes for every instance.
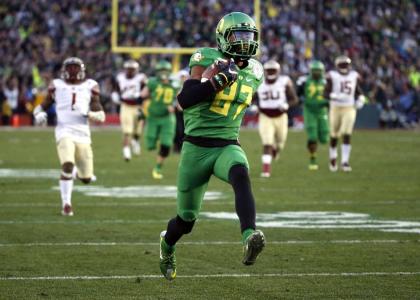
[0,202,223,207]
[1,272,419,281]
[0,239,418,247]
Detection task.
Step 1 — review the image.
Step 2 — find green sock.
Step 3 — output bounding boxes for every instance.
[242,228,255,244]
[310,155,317,164]
[155,163,162,170]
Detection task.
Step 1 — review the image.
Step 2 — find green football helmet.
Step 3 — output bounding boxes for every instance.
[309,60,325,80]
[155,60,172,81]
[216,12,259,60]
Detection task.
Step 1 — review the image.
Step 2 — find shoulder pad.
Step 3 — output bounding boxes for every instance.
[248,59,264,81]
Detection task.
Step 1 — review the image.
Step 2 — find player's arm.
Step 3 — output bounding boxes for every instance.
[285,79,299,107]
[177,59,238,109]
[355,74,367,109]
[111,76,121,104]
[323,75,332,100]
[88,84,106,122]
[33,82,55,125]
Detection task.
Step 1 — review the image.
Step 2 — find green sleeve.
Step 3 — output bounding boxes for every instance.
[147,77,158,90]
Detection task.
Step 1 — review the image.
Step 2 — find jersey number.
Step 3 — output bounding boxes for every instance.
[209,82,253,120]
[156,86,174,104]
[308,83,324,101]
[71,92,76,110]
[261,90,280,101]
[340,81,352,95]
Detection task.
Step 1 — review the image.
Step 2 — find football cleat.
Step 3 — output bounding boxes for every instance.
[159,231,176,281]
[152,168,163,180]
[131,140,141,156]
[329,159,338,172]
[123,147,131,162]
[242,230,265,265]
[341,163,352,172]
[61,204,74,216]
[308,163,319,171]
[260,172,270,178]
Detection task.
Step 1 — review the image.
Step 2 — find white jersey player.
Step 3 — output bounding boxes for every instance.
[112,60,147,161]
[325,55,366,172]
[33,57,105,216]
[254,60,298,177]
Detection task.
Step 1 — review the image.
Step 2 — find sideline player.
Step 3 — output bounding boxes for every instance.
[324,55,366,172]
[140,60,178,179]
[297,60,329,170]
[33,57,105,216]
[254,60,298,177]
[112,60,147,161]
[159,12,265,280]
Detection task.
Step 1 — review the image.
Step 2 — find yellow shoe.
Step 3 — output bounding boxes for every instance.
[152,168,163,179]
[308,164,319,171]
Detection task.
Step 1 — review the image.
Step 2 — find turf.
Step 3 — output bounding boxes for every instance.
[0,128,419,299]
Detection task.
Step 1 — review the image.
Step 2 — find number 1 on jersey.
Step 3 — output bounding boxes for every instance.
[71,92,76,110]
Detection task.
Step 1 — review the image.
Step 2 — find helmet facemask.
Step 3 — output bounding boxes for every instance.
[61,57,86,83]
[216,12,259,61]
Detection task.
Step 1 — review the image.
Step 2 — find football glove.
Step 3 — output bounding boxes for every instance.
[355,95,366,110]
[137,107,145,121]
[33,105,47,126]
[88,110,105,123]
[111,91,121,104]
[206,59,239,92]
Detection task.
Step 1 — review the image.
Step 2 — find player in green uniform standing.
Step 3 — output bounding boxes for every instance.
[297,60,329,170]
[141,60,178,179]
[158,12,266,280]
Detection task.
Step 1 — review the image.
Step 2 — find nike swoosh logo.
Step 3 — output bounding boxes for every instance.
[245,78,253,82]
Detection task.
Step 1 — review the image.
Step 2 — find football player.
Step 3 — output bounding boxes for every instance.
[112,60,147,161]
[254,60,298,177]
[140,60,178,179]
[324,55,366,172]
[33,57,105,216]
[297,60,329,170]
[159,12,265,281]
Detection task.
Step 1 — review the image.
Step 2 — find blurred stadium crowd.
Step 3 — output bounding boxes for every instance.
[0,0,419,128]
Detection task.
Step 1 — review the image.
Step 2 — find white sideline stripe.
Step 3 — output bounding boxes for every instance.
[0,220,168,225]
[0,202,224,207]
[0,239,417,247]
[1,272,420,281]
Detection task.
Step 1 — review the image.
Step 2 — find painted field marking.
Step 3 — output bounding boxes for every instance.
[201,211,420,234]
[1,272,419,281]
[0,202,224,207]
[0,239,418,247]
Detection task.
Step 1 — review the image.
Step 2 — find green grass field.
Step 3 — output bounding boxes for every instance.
[0,127,419,299]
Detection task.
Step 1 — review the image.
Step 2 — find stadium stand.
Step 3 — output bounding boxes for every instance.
[0,0,418,127]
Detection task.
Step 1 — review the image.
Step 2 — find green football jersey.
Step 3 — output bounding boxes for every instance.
[147,77,178,118]
[185,47,264,139]
[303,77,328,113]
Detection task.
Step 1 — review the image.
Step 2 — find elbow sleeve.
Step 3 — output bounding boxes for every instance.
[177,79,216,109]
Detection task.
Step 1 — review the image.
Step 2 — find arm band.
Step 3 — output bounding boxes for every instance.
[177,79,216,109]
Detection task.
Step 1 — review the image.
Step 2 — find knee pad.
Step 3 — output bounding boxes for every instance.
[80,178,91,184]
[343,134,351,144]
[159,145,170,158]
[176,215,195,234]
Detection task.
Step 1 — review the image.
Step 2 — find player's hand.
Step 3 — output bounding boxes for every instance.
[33,105,48,126]
[204,58,239,92]
[111,91,120,104]
[87,110,106,123]
[355,95,366,110]
[137,107,145,120]
[278,103,289,112]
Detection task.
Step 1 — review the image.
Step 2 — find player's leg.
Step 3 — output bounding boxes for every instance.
[153,115,175,179]
[304,108,319,170]
[56,138,76,216]
[120,103,134,161]
[214,145,265,265]
[340,107,357,171]
[145,117,159,175]
[329,106,341,172]
[132,110,143,156]
[274,113,288,159]
[160,142,213,280]
[74,143,94,184]
[258,113,275,177]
